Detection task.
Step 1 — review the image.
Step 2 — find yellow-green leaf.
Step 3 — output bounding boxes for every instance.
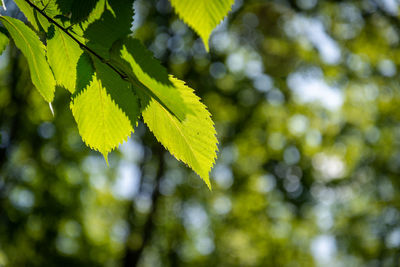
[169,0,235,51]
[142,77,218,189]
[0,16,55,102]
[111,37,189,121]
[47,27,83,93]
[13,0,40,31]
[70,59,140,161]
[33,0,61,31]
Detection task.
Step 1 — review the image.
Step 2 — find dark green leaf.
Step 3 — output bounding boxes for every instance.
[70,0,100,24]
[84,0,134,58]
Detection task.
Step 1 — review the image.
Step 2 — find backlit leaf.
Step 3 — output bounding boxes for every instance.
[47,26,83,93]
[111,37,189,121]
[169,0,235,51]
[142,77,218,188]
[13,0,40,30]
[70,57,140,161]
[0,16,55,102]
[33,0,61,30]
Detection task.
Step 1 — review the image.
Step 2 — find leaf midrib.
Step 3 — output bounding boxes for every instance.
[162,104,199,168]
[97,79,107,153]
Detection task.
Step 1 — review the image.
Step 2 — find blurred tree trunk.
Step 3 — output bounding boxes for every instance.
[123,146,164,267]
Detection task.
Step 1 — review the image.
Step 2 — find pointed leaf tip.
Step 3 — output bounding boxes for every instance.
[205,177,212,190]
[103,152,109,166]
[170,0,235,51]
[70,70,140,164]
[49,102,54,116]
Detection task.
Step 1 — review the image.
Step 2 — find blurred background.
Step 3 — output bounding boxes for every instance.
[1,0,400,266]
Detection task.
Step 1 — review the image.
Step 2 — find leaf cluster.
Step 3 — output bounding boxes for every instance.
[0,0,234,187]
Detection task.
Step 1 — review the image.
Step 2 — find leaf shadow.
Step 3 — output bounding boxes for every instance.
[71,52,95,98]
[111,38,195,121]
[93,56,140,129]
[70,0,100,24]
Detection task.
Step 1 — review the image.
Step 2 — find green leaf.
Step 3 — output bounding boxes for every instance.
[111,37,189,121]
[54,0,74,14]
[142,77,218,189]
[92,57,140,128]
[34,0,61,18]
[71,0,100,24]
[47,26,83,93]
[13,0,40,31]
[169,0,235,51]
[0,16,55,102]
[84,0,134,58]
[0,30,8,55]
[15,0,69,32]
[70,57,140,161]
[75,52,96,94]
[33,0,60,31]
[110,37,218,185]
[70,0,105,38]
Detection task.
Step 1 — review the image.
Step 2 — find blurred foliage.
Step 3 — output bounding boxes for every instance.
[1,0,400,266]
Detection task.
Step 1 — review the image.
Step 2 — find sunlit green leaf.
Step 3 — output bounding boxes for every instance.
[111,37,189,121]
[0,16,55,102]
[142,77,218,188]
[47,26,83,93]
[2,0,220,183]
[170,0,235,51]
[33,0,61,31]
[70,57,140,161]
[13,0,40,30]
[92,57,140,129]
